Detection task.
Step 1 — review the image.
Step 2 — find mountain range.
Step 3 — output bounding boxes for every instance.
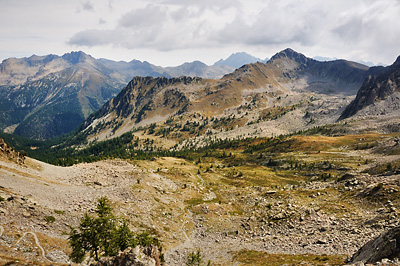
[1,48,399,142]
[77,48,376,146]
[2,48,400,266]
[0,51,259,139]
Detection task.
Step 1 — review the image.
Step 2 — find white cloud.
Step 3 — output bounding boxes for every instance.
[82,1,95,12]
[68,2,233,51]
[119,5,167,28]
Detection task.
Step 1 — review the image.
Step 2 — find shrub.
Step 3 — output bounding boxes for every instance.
[186,249,211,266]
[45,216,55,223]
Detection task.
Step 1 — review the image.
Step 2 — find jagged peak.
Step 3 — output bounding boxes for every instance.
[62,51,92,64]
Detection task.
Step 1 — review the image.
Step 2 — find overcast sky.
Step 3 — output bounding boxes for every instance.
[0,0,399,66]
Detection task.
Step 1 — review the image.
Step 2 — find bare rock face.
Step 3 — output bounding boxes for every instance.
[340,56,400,119]
[348,226,400,264]
[92,245,163,266]
[0,138,24,164]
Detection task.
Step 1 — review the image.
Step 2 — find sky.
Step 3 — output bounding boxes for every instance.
[0,0,399,67]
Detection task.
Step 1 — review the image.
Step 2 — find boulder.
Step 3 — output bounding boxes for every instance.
[92,245,163,266]
[348,226,400,264]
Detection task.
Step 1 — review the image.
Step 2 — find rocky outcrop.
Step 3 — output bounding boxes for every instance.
[348,226,400,264]
[84,76,195,125]
[0,138,24,164]
[92,245,163,266]
[340,56,400,119]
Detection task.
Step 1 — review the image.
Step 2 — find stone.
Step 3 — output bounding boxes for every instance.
[92,245,162,266]
[316,239,327,244]
[348,226,400,264]
[0,208,8,216]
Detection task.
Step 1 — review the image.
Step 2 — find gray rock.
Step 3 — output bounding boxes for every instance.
[348,226,400,264]
[92,245,162,266]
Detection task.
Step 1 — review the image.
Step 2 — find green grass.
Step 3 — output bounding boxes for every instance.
[45,216,56,223]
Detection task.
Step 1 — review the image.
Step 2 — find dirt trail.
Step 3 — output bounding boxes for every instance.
[16,232,51,262]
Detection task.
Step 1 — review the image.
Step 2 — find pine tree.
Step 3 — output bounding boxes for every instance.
[67,196,135,262]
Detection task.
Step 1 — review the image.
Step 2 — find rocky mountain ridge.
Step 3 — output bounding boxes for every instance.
[0,51,261,140]
[1,48,397,142]
[78,48,372,145]
[340,56,400,119]
[0,52,124,139]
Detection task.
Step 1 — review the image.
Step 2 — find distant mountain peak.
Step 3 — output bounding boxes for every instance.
[269,48,310,65]
[182,60,207,67]
[214,52,262,69]
[62,51,91,64]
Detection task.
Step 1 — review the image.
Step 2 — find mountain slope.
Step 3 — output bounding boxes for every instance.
[77,48,370,145]
[0,52,125,139]
[0,54,69,86]
[267,48,369,95]
[0,49,373,140]
[164,61,234,79]
[0,51,266,139]
[340,57,400,119]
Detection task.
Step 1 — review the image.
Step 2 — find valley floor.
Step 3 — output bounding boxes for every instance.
[1,133,400,265]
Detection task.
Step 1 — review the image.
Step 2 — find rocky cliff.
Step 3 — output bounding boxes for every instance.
[340,57,400,119]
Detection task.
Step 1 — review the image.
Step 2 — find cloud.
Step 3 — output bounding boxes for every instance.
[216,1,333,45]
[68,2,226,50]
[82,1,94,12]
[66,0,400,65]
[155,0,241,11]
[328,0,400,63]
[119,5,167,28]
[68,29,122,46]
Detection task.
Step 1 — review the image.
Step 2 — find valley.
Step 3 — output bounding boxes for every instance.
[1,130,400,265]
[1,48,400,265]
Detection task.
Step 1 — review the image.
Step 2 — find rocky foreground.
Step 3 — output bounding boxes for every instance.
[1,132,400,265]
